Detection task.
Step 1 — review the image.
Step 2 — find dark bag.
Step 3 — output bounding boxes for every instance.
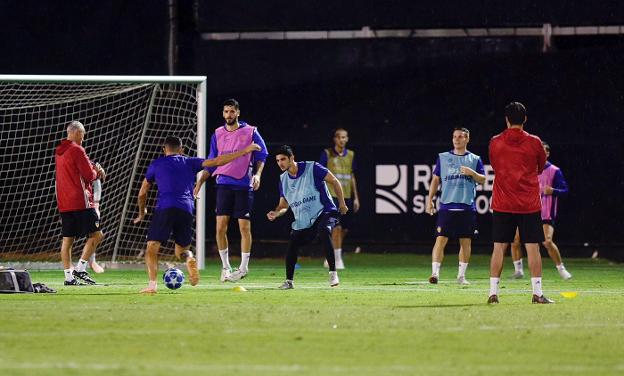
[0,269,34,293]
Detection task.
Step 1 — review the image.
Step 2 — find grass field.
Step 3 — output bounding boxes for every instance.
[1,254,623,376]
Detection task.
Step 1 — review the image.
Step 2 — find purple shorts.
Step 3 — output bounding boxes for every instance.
[435,210,477,239]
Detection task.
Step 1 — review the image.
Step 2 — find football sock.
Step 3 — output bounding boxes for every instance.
[432,262,441,276]
[531,277,543,296]
[64,269,73,281]
[334,248,343,262]
[556,263,565,270]
[458,262,468,278]
[75,259,88,272]
[513,259,523,273]
[219,249,231,270]
[240,252,250,271]
[89,254,96,263]
[489,277,500,296]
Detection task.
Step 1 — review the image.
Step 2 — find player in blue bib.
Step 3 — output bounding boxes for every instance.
[426,128,485,285]
[267,145,348,289]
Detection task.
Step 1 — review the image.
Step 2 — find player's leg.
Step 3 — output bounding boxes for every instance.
[457,238,471,285]
[489,211,516,303]
[60,237,78,284]
[429,236,448,284]
[229,190,255,281]
[317,213,340,286]
[488,242,508,303]
[520,213,553,303]
[455,211,476,285]
[215,187,234,281]
[72,209,103,284]
[141,241,161,293]
[543,223,571,280]
[141,209,172,293]
[280,230,307,289]
[88,253,105,273]
[510,228,524,278]
[172,209,199,286]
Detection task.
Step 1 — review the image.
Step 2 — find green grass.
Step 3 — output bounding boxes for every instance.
[1,254,623,376]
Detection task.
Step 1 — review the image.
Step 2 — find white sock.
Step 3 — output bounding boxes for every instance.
[219,249,231,270]
[489,277,500,296]
[89,254,96,263]
[432,262,441,276]
[75,259,88,272]
[513,259,523,273]
[334,248,343,261]
[240,252,250,271]
[458,262,468,278]
[64,269,73,282]
[148,280,157,291]
[556,263,565,270]
[531,277,543,296]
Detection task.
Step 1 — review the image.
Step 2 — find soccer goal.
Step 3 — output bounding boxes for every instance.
[0,75,208,269]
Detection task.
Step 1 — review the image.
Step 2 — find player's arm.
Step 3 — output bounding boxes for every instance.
[193,170,211,199]
[201,143,261,168]
[74,148,98,182]
[545,169,569,196]
[251,128,269,191]
[460,166,485,184]
[252,160,265,191]
[267,197,289,221]
[426,175,441,215]
[351,173,360,213]
[325,171,348,215]
[133,178,152,224]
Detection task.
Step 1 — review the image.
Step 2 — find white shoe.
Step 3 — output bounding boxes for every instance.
[558,268,572,280]
[323,259,329,268]
[227,268,248,282]
[510,271,524,279]
[329,271,339,287]
[220,268,232,282]
[335,259,345,270]
[279,280,294,289]
[457,276,470,285]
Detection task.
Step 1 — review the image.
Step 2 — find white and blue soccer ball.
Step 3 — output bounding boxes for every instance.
[163,268,185,290]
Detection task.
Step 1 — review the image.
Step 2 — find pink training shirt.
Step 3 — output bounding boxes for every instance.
[213,125,255,179]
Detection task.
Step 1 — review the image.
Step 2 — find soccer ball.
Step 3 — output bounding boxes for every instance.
[163,268,185,290]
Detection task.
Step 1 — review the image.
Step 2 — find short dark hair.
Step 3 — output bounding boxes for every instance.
[164,136,183,150]
[542,141,550,153]
[223,98,240,110]
[504,102,527,125]
[453,127,470,136]
[275,145,294,157]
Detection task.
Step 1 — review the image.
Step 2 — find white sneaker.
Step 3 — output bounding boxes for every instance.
[323,259,329,268]
[335,259,345,270]
[457,276,470,285]
[558,268,572,280]
[329,271,340,287]
[511,271,525,279]
[279,280,294,289]
[220,268,232,282]
[227,268,248,282]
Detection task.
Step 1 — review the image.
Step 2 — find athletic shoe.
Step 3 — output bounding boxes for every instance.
[186,256,200,286]
[335,259,345,270]
[428,275,438,284]
[227,268,248,282]
[532,294,555,304]
[487,295,499,304]
[510,271,524,279]
[89,260,105,274]
[323,259,329,268]
[278,280,294,290]
[72,270,96,285]
[64,279,82,286]
[220,268,231,282]
[558,268,572,280]
[457,276,470,285]
[140,287,157,294]
[329,271,340,287]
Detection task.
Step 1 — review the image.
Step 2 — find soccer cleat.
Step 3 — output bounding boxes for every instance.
[227,268,248,282]
[64,279,82,286]
[186,256,200,286]
[532,294,555,304]
[220,268,232,282]
[487,295,499,304]
[278,280,294,290]
[428,275,438,284]
[335,259,345,270]
[558,268,572,280]
[511,271,525,279]
[329,271,340,287]
[89,260,105,274]
[72,270,96,285]
[457,276,470,285]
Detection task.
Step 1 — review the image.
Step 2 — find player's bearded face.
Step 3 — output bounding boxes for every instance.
[223,106,239,125]
[276,155,292,171]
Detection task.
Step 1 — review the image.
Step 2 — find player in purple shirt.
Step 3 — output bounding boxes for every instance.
[509,142,572,280]
[134,136,260,293]
[194,99,269,283]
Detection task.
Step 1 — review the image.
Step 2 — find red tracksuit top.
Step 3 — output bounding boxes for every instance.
[489,128,547,214]
[55,139,97,212]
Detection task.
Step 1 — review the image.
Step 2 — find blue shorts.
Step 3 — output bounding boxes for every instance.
[215,186,254,219]
[147,208,193,247]
[435,210,477,239]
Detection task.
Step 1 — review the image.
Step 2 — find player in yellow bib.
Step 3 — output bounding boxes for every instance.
[319,128,360,269]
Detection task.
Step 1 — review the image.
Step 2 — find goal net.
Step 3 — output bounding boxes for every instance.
[0,75,207,267]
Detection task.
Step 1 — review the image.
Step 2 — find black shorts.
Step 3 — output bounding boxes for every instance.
[492,211,545,244]
[289,212,340,245]
[332,197,354,230]
[435,210,477,239]
[147,208,193,247]
[215,186,254,219]
[60,208,101,238]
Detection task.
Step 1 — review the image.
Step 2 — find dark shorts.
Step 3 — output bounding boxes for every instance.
[215,186,254,219]
[60,208,101,238]
[435,210,477,239]
[289,212,340,245]
[332,197,354,230]
[147,207,193,247]
[492,211,545,244]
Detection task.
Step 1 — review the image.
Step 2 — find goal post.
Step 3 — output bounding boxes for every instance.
[0,75,208,269]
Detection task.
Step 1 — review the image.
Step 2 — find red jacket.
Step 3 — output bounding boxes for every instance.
[55,140,97,212]
[489,128,547,213]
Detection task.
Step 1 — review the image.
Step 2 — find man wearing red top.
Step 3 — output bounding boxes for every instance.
[55,121,106,285]
[487,102,553,304]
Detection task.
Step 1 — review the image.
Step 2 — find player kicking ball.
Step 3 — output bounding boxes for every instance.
[267,145,348,289]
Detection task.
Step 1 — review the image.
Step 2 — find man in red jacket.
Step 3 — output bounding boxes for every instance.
[488,102,553,304]
[55,121,106,285]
